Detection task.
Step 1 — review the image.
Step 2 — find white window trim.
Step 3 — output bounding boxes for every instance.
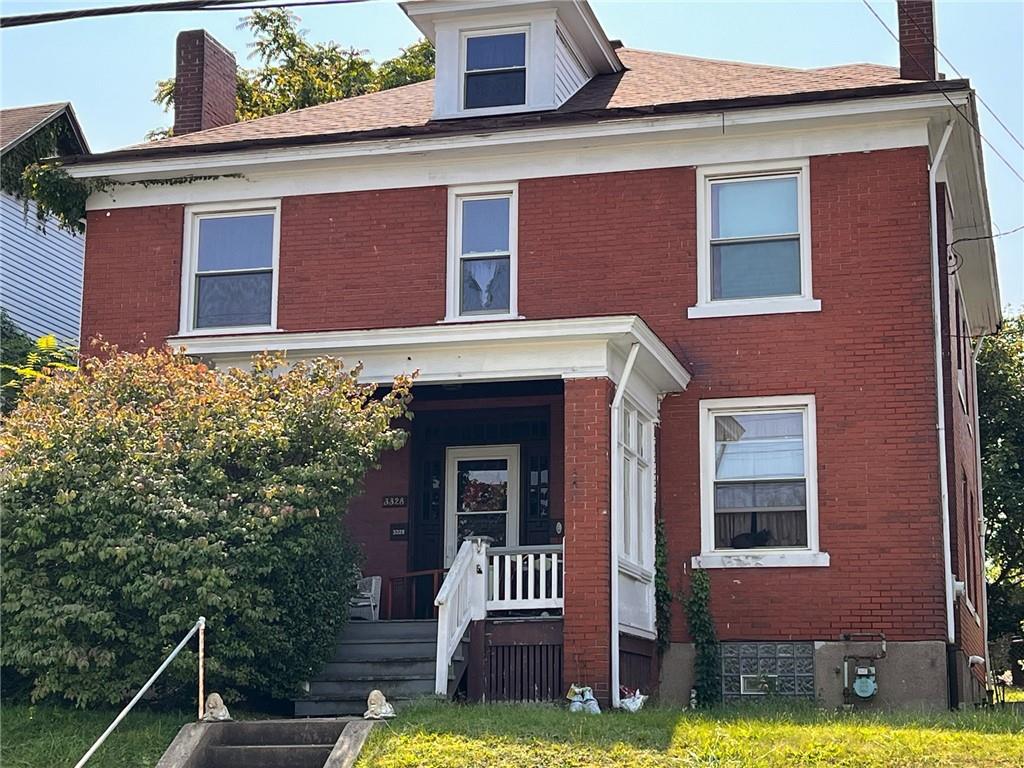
[178,199,281,337]
[444,444,520,567]
[445,183,519,322]
[691,394,829,569]
[688,159,820,319]
[459,26,530,115]
[619,398,655,571]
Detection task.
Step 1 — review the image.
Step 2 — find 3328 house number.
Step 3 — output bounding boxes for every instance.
[382,495,408,508]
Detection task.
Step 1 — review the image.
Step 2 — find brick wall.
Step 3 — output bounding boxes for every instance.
[897,1,938,80]
[81,205,184,352]
[173,30,236,136]
[562,377,613,702]
[81,146,955,660]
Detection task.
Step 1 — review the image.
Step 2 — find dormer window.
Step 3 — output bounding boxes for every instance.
[463,30,527,110]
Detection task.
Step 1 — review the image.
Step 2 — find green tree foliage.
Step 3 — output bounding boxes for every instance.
[684,569,720,707]
[151,9,434,136]
[0,344,412,706]
[0,327,77,414]
[977,312,1024,645]
[0,311,34,414]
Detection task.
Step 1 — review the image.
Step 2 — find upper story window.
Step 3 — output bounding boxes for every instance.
[180,201,280,334]
[694,395,828,569]
[447,184,518,321]
[463,30,527,110]
[689,160,820,319]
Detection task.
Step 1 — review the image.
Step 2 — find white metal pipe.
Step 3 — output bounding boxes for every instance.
[75,617,206,768]
[609,342,640,708]
[929,120,956,645]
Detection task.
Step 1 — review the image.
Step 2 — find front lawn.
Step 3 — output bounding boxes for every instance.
[2,700,1021,767]
[356,700,1024,768]
[0,704,189,768]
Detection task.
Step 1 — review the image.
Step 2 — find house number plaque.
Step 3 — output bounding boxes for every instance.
[389,523,408,541]
[382,495,408,508]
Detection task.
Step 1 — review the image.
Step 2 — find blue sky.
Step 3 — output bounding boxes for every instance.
[2,0,1021,310]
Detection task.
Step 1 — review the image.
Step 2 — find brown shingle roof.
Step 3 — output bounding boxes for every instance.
[1,102,70,153]
[75,49,952,163]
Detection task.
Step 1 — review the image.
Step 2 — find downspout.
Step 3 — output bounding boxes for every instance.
[929,120,956,647]
[609,341,640,709]
[971,335,990,673]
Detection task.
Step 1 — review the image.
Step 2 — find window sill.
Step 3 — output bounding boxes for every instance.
[438,314,524,324]
[687,297,821,319]
[172,326,281,339]
[691,550,830,569]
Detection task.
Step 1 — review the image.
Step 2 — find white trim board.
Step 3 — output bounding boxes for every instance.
[78,118,931,212]
[170,314,691,412]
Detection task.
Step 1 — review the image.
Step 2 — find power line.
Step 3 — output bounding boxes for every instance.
[902,6,1024,152]
[861,0,1024,186]
[950,224,1024,249]
[0,0,370,29]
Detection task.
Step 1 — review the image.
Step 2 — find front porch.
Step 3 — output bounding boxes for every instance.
[177,315,690,709]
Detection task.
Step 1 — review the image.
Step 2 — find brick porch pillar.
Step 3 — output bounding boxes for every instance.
[562,377,613,705]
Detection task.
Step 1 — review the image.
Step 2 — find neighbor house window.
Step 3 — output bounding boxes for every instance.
[181,202,280,333]
[689,160,819,319]
[696,395,826,567]
[447,185,518,320]
[462,30,527,110]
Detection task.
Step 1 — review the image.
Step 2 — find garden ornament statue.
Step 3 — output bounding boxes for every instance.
[201,693,231,721]
[364,689,396,720]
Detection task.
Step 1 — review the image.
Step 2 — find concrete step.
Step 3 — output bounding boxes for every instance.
[309,677,435,699]
[341,620,438,641]
[294,696,422,717]
[316,659,437,680]
[333,639,437,661]
[212,719,349,747]
[203,743,334,768]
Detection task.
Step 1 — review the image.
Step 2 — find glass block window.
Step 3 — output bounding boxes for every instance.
[720,642,815,701]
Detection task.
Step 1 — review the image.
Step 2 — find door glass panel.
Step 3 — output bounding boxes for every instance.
[457,513,507,547]
[456,458,509,512]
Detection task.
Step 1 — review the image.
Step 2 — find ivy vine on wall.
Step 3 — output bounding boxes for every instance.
[655,516,673,652]
[684,567,721,707]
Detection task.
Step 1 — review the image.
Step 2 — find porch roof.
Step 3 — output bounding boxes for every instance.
[171,315,690,412]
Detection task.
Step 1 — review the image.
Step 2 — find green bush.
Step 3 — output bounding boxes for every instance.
[0,344,411,706]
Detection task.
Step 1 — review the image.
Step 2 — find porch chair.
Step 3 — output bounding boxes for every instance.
[350,575,382,621]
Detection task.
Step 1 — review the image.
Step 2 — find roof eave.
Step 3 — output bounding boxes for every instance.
[60,79,971,169]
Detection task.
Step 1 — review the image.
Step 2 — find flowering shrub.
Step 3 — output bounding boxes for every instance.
[0,344,412,706]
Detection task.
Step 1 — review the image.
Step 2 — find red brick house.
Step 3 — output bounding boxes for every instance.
[65,0,999,711]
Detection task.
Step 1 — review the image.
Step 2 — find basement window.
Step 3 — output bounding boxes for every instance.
[181,201,280,334]
[462,30,527,110]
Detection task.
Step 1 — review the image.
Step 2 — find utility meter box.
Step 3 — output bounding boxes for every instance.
[852,665,878,699]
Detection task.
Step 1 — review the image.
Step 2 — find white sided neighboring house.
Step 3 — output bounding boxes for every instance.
[0,102,90,344]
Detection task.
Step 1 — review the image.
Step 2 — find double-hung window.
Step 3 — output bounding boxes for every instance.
[181,202,280,333]
[695,395,828,568]
[690,160,819,318]
[462,30,527,110]
[447,185,517,320]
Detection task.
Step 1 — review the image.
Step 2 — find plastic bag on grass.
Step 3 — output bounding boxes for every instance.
[566,683,601,714]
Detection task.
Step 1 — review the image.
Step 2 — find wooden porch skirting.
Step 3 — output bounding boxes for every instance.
[467,618,563,703]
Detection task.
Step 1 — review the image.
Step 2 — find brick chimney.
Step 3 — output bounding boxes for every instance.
[896,1,938,80]
[173,30,237,136]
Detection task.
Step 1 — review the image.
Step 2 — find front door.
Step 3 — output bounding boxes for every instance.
[444,444,520,566]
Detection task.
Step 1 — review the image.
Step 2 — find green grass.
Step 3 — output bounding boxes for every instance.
[0,704,190,768]
[2,700,1021,768]
[356,700,1024,768]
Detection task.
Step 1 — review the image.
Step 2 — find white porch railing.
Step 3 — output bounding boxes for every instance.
[487,545,564,612]
[433,538,487,695]
[433,539,564,695]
